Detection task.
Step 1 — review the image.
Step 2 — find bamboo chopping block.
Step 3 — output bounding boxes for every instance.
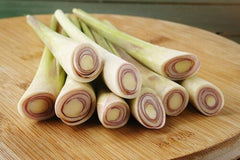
[0,14,240,160]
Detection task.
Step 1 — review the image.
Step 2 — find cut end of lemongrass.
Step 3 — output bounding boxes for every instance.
[102,103,130,129]
[60,92,91,119]
[134,90,166,129]
[55,89,95,125]
[197,87,224,116]
[118,64,142,99]
[80,54,95,71]
[19,93,55,121]
[106,108,120,121]
[164,55,200,80]
[168,93,183,110]
[181,76,224,116]
[97,91,130,129]
[174,60,192,73]
[62,99,84,117]
[145,104,157,119]
[73,44,102,81]
[163,89,188,116]
[122,72,137,91]
[206,95,216,107]
[28,99,49,114]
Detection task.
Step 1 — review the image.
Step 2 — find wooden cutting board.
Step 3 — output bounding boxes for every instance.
[1,14,240,160]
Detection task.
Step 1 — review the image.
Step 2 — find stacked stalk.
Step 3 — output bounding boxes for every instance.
[54,18,96,126]
[18,16,66,120]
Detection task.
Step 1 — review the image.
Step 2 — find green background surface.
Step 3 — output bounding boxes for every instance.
[1,0,240,43]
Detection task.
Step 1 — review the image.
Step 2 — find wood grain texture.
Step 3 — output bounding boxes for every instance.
[0,15,240,160]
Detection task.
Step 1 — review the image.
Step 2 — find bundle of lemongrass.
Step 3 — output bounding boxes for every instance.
[18,8,224,129]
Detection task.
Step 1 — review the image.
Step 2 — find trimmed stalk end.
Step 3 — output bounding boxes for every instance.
[106,108,120,121]
[163,89,188,116]
[145,104,157,119]
[27,99,49,114]
[164,54,201,80]
[26,15,40,29]
[122,72,137,91]
[197,86,224,116]
[205,95,216,107]
[55,9,62,15]
[73,44,102,82]
[79,54,95,71]
[118,63,142,99]
[18,93,55,121]
[133,88,166,129]
[168,93,183,110]
[174,60,192,74]
[63,99,84,117]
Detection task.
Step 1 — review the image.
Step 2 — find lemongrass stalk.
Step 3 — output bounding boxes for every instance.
[61,29,68,37]
[91,30,111,51]
[85,22,166,128]
[55,77,96,125]
[60,15,71,37]
[17,16,66,120]
[129,87,166,129]
[181,76,224,116]
[69,15,81,29]
[80,21,95,41]
[54,9,142,99]
[73,8,201,80]
[94,20,189,116]
[26,15,103,83]
[54,23,96,126]
[97,89,130,128]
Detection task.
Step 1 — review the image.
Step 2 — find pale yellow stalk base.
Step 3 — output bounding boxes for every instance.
[122,72,136,91]
[106,108,120,121]
[174,60,192,73]
[206,95,216,107]
[62,99,83,117]
[145,104,157,119]
[28,100,48,114]
[168,93,183,110]
[80,55,94,70]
